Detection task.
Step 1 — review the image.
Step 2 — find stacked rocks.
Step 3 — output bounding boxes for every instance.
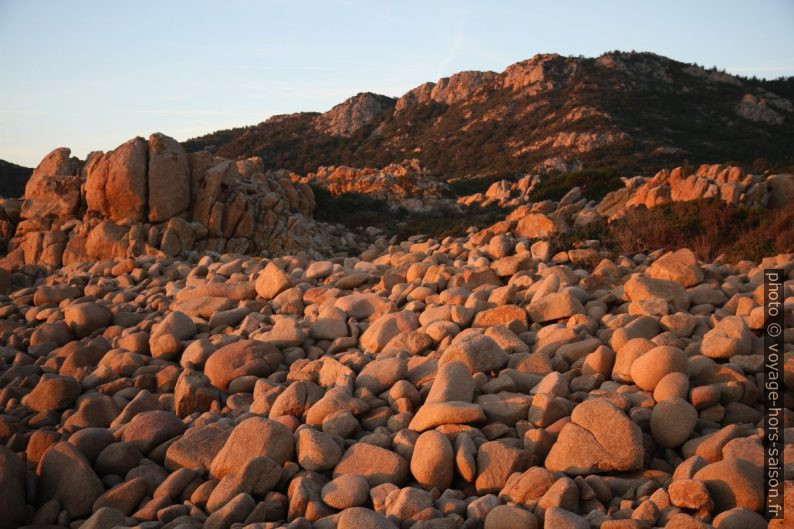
[296,159,452,213]
[456,174,541,209]
[0,220,790,529]
[0,133,363,272]
[599,163,794,218]
[457,164,794,239]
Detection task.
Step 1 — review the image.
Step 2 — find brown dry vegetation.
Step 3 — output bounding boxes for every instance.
[316,190,793,263]
[605,199,794,262]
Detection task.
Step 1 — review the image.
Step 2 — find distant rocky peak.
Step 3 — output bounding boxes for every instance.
[315,92,396,136]
[593,51,683,89]
[502,53,573,92]
[183,51,794,179]
[429,70,500,105]
[681,65,743,86]
[394,82,437,113]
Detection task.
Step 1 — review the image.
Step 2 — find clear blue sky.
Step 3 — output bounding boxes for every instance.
[1,0,793,167]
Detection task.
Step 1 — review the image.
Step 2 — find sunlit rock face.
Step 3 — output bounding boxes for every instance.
[0,132,364,270]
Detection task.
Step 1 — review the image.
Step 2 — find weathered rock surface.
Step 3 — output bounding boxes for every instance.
[545,398,644,474]
[37,442,105,517]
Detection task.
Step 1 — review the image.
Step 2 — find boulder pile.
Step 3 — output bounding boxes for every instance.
[0,134,363,272]
[598,164,794,219]
[296,159,452,213]
[462,164,793,243]
[0,214,789,529]
[459,164,794,223]
[457,175,541,209]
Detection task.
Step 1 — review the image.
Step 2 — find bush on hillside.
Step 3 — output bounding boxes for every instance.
[607,199,794,261]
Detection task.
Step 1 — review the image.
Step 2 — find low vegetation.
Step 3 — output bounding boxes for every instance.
[606,199,794,262]
[311,186,508,240]
[528,169,622,203]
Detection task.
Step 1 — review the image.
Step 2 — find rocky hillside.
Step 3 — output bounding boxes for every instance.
[0,159,32,198]
[185,52,794,181]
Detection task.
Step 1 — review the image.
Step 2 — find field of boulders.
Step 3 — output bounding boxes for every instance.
[0,211,791,529]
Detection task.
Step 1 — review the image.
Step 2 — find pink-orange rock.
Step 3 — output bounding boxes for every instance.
[204,340,282,391]
[147,133,190,222]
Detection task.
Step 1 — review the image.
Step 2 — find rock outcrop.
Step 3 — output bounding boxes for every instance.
[1,133,363,270]
[315,92,396,136]
[735,92,792,125]
[459,163,793,240]
[599,163,791,218]
[297,159,452,212]
[457,174,540,208]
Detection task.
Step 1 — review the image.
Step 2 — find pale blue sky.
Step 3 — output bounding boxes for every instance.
[1,0,793,166]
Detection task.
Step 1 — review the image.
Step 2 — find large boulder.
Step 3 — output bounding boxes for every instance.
[64,301,113,338]
[647,248,703,287]
[147,133,190,222]
[408,401,486,431]
[22,374,81,412]
[767,173,794,208]
[629,345,688,391]
[21,147,82,220]
[515,213,558,239]
[624,273,689,312]
[650,397,698,448]
[475,441,532,494]
[701,316,753,359]
[544,398,643,474]
[693,457,763,512]
[255,262,293,300]
[439,333,508,373]
[37,442,105,517]
[210,417,294,478]
[121,410,186,453]
[426,361,475,403]
[85,137,148,222]
[204,340,282,391]
[410,430,454,490]
[527,291,585,323]
[333,443,409,486]
[85,220,128,260]
[360,311,420,353]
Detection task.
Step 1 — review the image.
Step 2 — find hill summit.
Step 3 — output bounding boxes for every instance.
[185,51,794,180]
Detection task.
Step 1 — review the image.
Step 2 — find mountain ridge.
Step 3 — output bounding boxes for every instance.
[184,51,794,181]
